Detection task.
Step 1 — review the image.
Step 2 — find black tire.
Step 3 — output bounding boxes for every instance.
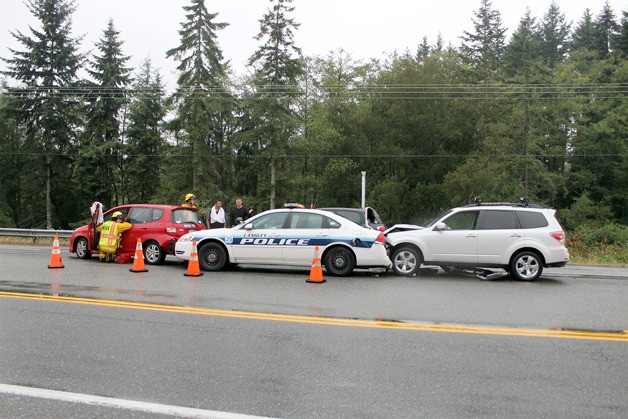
[75,237,91,259]
[198,242,227,271]
[510,251,543,281]
[323,246,356,277]
[391,246,422,276]
[143,241,165,265]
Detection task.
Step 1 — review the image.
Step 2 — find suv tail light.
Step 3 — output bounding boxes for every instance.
[378,225,386,232]
[550,231,565,244]
[375,232,385,244]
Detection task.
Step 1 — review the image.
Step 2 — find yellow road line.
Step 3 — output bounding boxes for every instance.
[1,291,626,342]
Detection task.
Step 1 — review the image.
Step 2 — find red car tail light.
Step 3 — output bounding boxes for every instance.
[375,232,385,244]
[550,231,564,244]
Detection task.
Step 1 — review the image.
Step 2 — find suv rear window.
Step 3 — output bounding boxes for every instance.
[516,211,549,229]
[480,210,518,230]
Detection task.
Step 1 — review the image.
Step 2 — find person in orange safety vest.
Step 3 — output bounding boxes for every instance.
[96,211,132,262]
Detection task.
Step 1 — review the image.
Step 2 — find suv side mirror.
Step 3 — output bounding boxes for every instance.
[434,222,448,231]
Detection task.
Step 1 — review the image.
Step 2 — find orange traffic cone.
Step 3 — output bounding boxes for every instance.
[306,245,326,283]
[184,240,203,277]
[129,238,148,273]
[48,234,64,269]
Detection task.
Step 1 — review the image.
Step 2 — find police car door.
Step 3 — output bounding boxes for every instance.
[230,211,289,264]
[282,212,326,265]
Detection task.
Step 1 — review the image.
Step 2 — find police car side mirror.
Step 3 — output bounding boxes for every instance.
[244,223,253,230]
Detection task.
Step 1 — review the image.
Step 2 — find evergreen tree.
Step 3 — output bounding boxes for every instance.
[593,2,620,57]
[74,18,132,209]
[1,0,83,228]
[504,9,543,195]
[247,0,304,209]
[572,9,598,52]
[505,9,542,78]
[166,0,235,195]
[417,36,431,61]
[460,0,507,82]
[538,1,571,68]
[0,91,23,227]
[617,10,628,56]
[124,60,166,203]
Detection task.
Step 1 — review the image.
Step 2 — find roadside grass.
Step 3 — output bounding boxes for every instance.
[0,236,70,246]
[565,236,627,266]
[1,236,625,266]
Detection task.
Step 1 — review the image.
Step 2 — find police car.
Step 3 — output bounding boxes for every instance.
[175,205,391,276]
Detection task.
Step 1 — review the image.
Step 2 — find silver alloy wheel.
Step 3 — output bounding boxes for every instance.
[392,247,420,276]
[512,252,542,281]
[143,242,163,265]
[75,237,90,259]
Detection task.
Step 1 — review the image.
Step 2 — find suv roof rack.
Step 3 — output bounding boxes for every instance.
[463,196,542,208]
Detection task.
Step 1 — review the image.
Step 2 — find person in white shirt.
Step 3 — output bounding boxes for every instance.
[208,199,226,229]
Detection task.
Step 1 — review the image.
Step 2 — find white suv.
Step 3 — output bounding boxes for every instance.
[385,202,570,281]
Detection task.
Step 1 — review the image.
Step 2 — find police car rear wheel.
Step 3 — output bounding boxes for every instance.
[199,242,227,271]
[324,247,355,277]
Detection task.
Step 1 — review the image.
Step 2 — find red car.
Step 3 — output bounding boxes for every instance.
[69,204,205,264]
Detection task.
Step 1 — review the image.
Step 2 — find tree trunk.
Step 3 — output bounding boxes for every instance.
[46,155,52,229]
[270,154,276,210]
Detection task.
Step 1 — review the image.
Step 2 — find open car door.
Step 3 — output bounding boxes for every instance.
[88,203,102,252]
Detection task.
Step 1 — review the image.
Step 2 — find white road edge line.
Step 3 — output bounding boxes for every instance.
[0,383,269,419]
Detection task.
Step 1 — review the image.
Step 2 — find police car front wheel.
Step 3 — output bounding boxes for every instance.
[199,242,227,271]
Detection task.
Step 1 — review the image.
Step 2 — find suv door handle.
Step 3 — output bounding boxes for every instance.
[511,233,523,238]
[466,234,477,238]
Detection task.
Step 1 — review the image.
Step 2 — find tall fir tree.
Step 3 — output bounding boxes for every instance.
[74,18,132,209]
[166,0,235,195]
[2,0,83,228]
[459,0,507,82]
[504,9,543,195]
[572,9,598,52]
[593,2,620,57]
[617,10,628,56]
[124,59,166,203]
[246,0,304,209]
[537,1,571,68]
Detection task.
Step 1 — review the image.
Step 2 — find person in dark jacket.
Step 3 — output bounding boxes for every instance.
[230,198,248,226]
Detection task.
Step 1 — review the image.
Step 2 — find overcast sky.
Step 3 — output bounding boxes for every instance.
[1,0,625,90]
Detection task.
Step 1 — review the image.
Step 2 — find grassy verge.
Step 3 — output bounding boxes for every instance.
[566,238,627,266]
[1,237,70,246]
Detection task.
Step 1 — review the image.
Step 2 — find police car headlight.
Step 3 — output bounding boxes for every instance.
[179,233,194,242]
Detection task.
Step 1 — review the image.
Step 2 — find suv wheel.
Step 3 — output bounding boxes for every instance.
[391,246,422,276]
[510,251,543,281]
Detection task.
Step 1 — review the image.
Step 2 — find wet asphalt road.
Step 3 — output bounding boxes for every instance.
[0,244,626,418]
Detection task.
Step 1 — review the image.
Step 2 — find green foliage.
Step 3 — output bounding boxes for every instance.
[0,0,625,235]
[559,194,614,231]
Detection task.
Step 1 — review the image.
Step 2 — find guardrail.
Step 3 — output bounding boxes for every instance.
[0,228,73,239]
